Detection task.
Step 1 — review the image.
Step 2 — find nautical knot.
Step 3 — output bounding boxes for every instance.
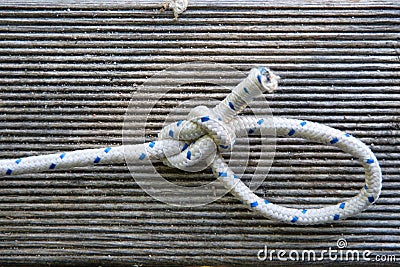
[157,67,279,172]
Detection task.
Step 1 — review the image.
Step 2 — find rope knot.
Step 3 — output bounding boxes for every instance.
[188,105,236,151]
[158,67,280,172]
[158,105,234,173]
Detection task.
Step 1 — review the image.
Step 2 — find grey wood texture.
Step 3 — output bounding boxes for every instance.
[0,0,399,266]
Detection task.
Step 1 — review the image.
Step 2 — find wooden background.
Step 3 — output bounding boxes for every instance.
[0,0,399,266]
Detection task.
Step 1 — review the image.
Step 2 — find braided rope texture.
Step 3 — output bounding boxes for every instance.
[0,67,382,225]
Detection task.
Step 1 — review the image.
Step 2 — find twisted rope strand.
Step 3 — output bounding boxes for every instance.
[0,67,382,225]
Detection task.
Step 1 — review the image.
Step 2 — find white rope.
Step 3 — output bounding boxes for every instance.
[0,67,382,225]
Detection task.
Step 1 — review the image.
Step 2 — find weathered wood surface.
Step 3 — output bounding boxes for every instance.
[0,0,399,266]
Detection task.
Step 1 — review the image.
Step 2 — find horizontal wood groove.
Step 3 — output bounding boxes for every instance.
[0,1,399,266]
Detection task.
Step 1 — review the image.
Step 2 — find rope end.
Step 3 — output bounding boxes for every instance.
[254,67,280,94]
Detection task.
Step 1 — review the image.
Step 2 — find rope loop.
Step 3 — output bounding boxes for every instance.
[0,66,382,225]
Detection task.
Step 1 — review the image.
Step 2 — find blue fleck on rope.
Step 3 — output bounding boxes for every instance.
[0,67,382,225]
